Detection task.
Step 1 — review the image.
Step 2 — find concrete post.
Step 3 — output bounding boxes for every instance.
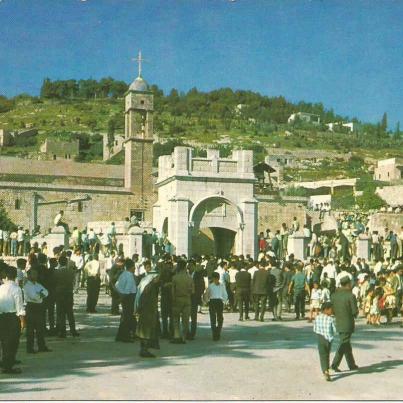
[356,235,371,260]
[168,197,191,257]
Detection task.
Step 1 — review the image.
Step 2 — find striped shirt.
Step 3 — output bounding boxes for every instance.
[313,313,337,342]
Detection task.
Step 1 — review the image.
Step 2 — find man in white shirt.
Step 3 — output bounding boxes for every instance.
[227,263,239,312]
[115,258,137,343]
[335,268,353,288]
[23,268,51,353]
[0,228,3,256]
[84,255,101,313]
[16,227,24,256]
[204,272,228,341]
[71,249,84,294]
[214,260,228,283]
[0,266,26,374]
[248,261,259,279]
[320,260,337,291]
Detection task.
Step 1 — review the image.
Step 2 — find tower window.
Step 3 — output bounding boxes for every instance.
[140,100,145,105]
[77,201,83,212]
[15,199,21,210]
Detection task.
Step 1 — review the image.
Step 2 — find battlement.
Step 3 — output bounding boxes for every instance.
[157,146,255,184]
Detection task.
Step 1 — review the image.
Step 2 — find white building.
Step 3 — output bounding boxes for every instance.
[326,122,359,133]
[288,112,320,125]
[153,147,258,258]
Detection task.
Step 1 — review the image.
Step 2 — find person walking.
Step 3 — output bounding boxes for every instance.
[204,272,228,341]
[159,254,174,339]
[331,276,359,372]
[109,257,125,315]
[115,258,137,343]
[0,266,25,374]
[313,302,337,382]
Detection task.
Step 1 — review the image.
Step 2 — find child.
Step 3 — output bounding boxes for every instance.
[313,302,337,381]
[363,287,374,324]
[309,282,322,322]
[320,281,331,304]
[370,287,382,326]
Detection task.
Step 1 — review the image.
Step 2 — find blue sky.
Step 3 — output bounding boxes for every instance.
[0,0,402,127]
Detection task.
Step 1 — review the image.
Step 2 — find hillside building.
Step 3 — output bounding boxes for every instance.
[374,158,403,182]
[287,112,320,125]
[40,138,80,160]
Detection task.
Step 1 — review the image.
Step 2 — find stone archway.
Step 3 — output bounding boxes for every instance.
[190,196,240,257]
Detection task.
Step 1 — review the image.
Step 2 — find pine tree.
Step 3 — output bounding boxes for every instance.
[395,121,401,138]
[381,112,388,133]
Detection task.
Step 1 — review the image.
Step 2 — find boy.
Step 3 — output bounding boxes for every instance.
[313,301,337,381]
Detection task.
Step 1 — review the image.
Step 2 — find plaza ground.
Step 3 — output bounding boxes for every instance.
[0,290,402,400]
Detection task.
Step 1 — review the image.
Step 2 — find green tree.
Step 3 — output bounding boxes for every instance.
[381,112,388,133]
[0,95,14,113]
[395,121,401,138]
[0,201,16,230]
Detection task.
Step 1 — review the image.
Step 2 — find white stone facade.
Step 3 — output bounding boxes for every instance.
[153,147,258,258]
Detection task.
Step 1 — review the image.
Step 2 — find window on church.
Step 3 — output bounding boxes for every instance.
[15,199,21,210]
[140,100,145,105]
[53,154,57,160]
[77,201,83,212]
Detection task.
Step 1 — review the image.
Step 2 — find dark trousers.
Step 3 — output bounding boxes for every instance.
[237,289,250,319]
[86,276,100,312]
[56,292,76,336]
[110,288,121,314]
[45,294,56,331]
[228,283,236,310]
[0,313,21,370]
[332,332,356,369]
[317,334,332,373]
[254,294,267,320]
[26,303,46,352]
[160,288,173,337]
[209,299,224,339]
[294,290,305,318]
[189,294,200,338]
[116,293,136,341]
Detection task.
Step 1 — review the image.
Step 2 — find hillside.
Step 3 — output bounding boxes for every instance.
[0,84,402,178]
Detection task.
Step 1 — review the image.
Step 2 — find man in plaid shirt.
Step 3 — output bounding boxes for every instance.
[313,302,337,381]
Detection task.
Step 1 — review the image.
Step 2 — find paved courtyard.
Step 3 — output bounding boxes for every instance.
[0,290,402,400]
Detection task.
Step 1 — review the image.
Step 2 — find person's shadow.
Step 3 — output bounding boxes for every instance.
[334,359,403,380]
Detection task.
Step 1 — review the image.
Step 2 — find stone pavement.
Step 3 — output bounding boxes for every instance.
[0,290,402,400]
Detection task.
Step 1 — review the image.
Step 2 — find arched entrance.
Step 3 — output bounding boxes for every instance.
[190,197,240,257]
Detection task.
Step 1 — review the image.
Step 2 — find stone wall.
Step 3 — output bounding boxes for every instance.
[368,213,403,234]
[0,185,157,231]
[376,185,403,207]
[257,196,308,233]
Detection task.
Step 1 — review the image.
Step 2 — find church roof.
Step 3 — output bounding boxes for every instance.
[129,76,149,92]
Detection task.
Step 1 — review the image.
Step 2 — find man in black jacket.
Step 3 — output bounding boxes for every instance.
[252,261,270,321]
[331,276,359,372]
[235,263,251,321]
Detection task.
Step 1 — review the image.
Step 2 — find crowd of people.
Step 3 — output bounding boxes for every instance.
[0,210,402,380]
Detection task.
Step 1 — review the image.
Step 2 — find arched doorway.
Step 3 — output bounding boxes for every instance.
[190,197,240,257]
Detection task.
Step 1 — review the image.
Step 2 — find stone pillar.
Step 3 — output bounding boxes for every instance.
[168,197,191,257]
[357,235,371,260]
[239,198,258,259]
[288,233,307,261]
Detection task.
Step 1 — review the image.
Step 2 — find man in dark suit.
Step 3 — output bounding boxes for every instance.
[268,260,284,321]
[331,276,359,372]
[252,261,270,321]
[235,263,251,321]
[188,258,205,340]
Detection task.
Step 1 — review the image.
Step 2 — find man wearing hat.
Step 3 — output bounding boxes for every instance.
[331,276,359,372]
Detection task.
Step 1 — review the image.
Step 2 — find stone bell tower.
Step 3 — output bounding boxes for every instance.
[124,51,153,199]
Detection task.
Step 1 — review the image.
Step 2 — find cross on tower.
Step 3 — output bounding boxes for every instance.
[132,50,146,78]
